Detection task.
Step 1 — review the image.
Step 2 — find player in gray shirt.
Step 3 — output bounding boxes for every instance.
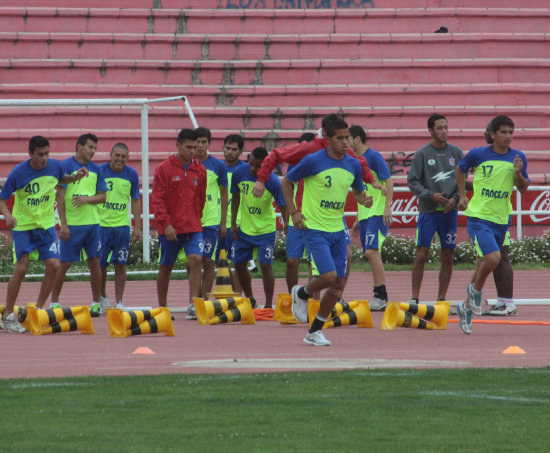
[407,113,463,303]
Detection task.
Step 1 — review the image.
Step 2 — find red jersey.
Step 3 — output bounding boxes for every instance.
[151,154,206,235]
[257,137,375,185]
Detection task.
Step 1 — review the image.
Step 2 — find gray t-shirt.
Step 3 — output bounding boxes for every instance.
[407,142,464,214]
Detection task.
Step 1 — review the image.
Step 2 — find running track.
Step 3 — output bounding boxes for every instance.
[1,269,549,379]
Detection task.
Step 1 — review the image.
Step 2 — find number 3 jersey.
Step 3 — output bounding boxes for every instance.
[0,159,65,231]
[230,163,285,236]
[98,163,141,228]
[286,148,364,232]
[59,156,108,226]
[458,145,529,225]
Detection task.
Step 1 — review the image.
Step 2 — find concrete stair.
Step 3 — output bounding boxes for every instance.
[0,4,549,184]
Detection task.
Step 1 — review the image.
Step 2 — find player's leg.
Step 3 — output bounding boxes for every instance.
[258,232,276,308]
[201,226,219,298]
[181,232,204,318]
[99,226,112,305]
[83,225,104,315]
[285,225,305,292]
[232,232,254,303]
[52,224,85,306]
[411,213,437,301]
[2,242,29,332]
[107,226,130,308]
[36,258,60,308]
[436,210,457,300]
[156,234,181,307]
[361,217,389,310]
[113,263,126,305]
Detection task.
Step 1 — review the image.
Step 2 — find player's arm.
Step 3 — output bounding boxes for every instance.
[131,198,142,243]
[71,191,106,207]
[230,192,240,240]
[455,166,468,211]
[513,155,529,194]
[352,189,370,208]
[219,184,228,239]
[383,177,394,226]
[0,199,16,228]
[281,176,306,230]
[60,167,88,184]
[56,186,70,241]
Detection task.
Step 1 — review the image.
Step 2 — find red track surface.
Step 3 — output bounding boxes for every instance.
[1,269,549,379]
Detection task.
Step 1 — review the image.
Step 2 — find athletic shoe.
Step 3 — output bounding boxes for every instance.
[456,301,473,334]
[369,297,387,311]
[90,302,103,318]
[186,302,197,320]
[304,330,332,346]
[448,306,457,315]
[49,302,61,309]
[99,295,111,312]
[1,313,26,334]
[484,304,518,316]
[115,301,125,309]
[467,284,483,315]
[291,285,308,323]
[250,298,258,309]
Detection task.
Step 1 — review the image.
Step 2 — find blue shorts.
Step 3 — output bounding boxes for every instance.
[306,229,348,278]
[416,210,458,250]
[343,220,352,245]
[159,232,203,267]
[215,233,234,263]
[100,226,130,267]
[286,225,307,260]
[232,230,275,265]
[12,227,59,263]
[202,225,219,260]
[468,217,508,257]
[359,216,388,252]
[476,228,510,258]
[60,224,101,263]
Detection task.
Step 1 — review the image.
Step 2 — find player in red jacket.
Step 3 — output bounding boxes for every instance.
[152,128,206,315]
[253,114,385,198]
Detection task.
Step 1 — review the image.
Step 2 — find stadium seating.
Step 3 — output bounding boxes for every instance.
[0,1,548,185]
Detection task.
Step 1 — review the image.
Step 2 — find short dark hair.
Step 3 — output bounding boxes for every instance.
[177,128,198,143]
[224,134,244,150]
[298,132,315,143]
[111,142,129,153]
[76,133,98,150]
[490,115,514,133]
[250,146,268,160]
[325,117,348,137]
[321,114,342,133]
[427,114,447,130]
[484,121,493,144]
[195,127,211,142]
[29,135,49,153]
[348,125,367,144]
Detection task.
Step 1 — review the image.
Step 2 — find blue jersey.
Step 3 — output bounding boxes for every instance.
[359,147,391,220]
[287,149,364,232]
[230,163,285,236]
[59,156,108,226]
[0,159,65,231]
[458,145,529,225]
[98,163,140,227]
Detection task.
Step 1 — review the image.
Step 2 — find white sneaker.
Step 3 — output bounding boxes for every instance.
[49,302,61,309]
[369,296,387,311]
[1,313,26,334]
[99,295,111,311]
[291,285,308,323]
[304,330,332,346]
[115,301,125,309]
[186,302,197,320]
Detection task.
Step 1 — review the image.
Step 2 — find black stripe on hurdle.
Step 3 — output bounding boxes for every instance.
[129,311,138,327]
[130,325,142,336]
[423,305,435,320]
[46,309,57,324]
[229,307,241,322]
[331,315,342,327]
[68,317,78,331]
[62,308,74,319]
[147,318,158,334]
[407,303,419,315]
[348,310,358,325]
[213,300,223,314]
[50,322,62,333]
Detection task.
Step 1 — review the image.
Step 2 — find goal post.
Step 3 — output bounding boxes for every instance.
[0,95,199,262]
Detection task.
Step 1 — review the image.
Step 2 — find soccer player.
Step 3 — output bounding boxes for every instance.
[407,114,463,303]
[349,125,394,311]
[283,117,370,346]
[151,128,206,315]
[194,127,228,299]
[221,133,246,295]
[51,133,108,317]
[98,143,141,309]
[456,115,529,334]
[230,147,286,308]
[0,136,87,333]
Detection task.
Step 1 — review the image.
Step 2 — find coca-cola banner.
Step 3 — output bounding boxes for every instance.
[390,189,550,228]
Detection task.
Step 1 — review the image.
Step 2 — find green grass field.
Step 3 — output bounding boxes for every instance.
[2,368,549,452]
